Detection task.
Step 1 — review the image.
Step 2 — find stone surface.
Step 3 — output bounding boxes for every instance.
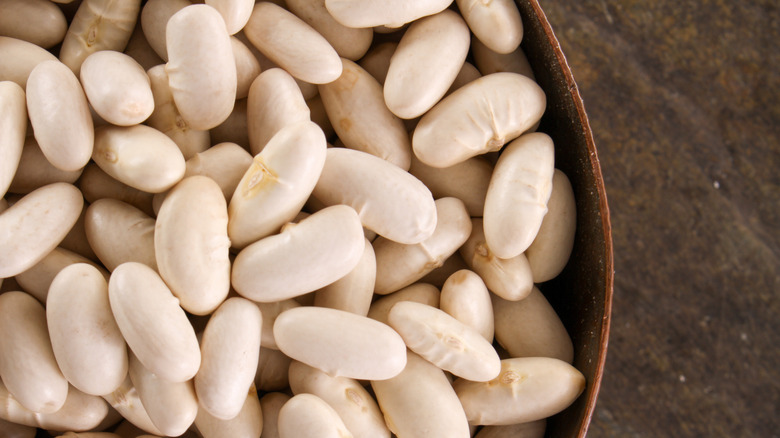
[539,0,779,436]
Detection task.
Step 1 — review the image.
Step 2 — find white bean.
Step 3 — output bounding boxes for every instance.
[84,198,158,272]
[255,347,293,392]
[140,0,190,61]
[0,417,35,438]
[324,0,453,28]
[440,269,494,342]
[314,238,376,316]
[258,392,290,438]
[78,163,155,217]
[475,419,547,438]
[8,137,83,195]
[367,282,440,325]
[195,386,264,438]
[0,0,68,49]
[471,36,536,80]
[286,0,373,61]
[255,299,301,350]
[184,142,254,201]
[278,393,352,438]
[206,0,254,35]
[0,36,57,89]
[456,0,523,55]
[409,153,492,217]
[0,81,25,198]
[101,376,162,436]
[358,42,396,85]
[231,36,262,99]
[15,247,106,304]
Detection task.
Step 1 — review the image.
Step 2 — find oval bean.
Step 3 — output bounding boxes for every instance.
[206,0,254,35]
[286,0,373,61]
[195,386,263,438]
[8,136,83,195]
[140,0,190,61]
[231,36,262,99]
[124,20,164,70]
[278,393,353,438]
[367,282,440,325]
[419,252,470,288]
[324,0,452,28]
[475,419,546,438]
[440,269,494,342]
[0,381,107,432]
[0,81,26,198]
[79,51,153,126]
[408,153,492,217]
[16,247,106,303]
[210,99,250,149]
[456,0,523,55]
[314,238,376,316]
[184,142,253,201]
[255,347,293,391]
[0,36,57,89]
[78,163,155,217]
[258,392,289,438]
[471,36,536,79]
[256,299,301,350]
[101,376,162,436]
[0,0,68,49]
[85,198,157,272]
[358,42,396,85]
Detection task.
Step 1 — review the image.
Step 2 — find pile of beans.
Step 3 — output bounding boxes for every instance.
[0,0,585,436]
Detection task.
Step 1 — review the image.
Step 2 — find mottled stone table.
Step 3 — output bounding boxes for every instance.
[537,1,779,435]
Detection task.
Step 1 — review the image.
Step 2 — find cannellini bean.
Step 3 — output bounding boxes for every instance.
[314,238,376,316]
[78,163,155,217]
[92,124,186,193]
[471,37,536,80]
[371,351,470,438]
[206,0,254,35]
[155,176,230,315]
[184,142,253,201]
[258,392,289,438]
[526,169,577,282]
[231,36,262,99]
[412,72,546,168]
[492,287,573,363]
[440,269,494,342]
[384,10,470,119]
[318,58,411,169]
[47,264,127,396]
[256,299,300,350]
[166,4,237,130]
[456,0,523,54]
[475,419,547,438]
[0,381,107,432]
[288,361,390,438]
[324,0,452,28]
[278,393,353,438]
[79,51,153,126]
[124,21,164,70]
[195,298,262,420]
[146,65,210,160]
[195,386,263,438]
[374,197,471,294]
[0,81,25,198]
[228,121,326,249]
[232,205,365,301]
[409,153,492,217]
[388,301,500,381]
[285,0,373,61]
[15,247,106,303]
[367,282,440,325]
[26,60,93,172]
[140,0,191,61]
[101,377,162,436]
[84,198,157,272]
[0,291,68,413]
[306,94,335,139]
[58,206,99,263]
[459,218,534,301]
[108,262,201,383]
[274,306,407,380]
[255,347,293,391]
[312,148,436,244]
[8,136,83,195]
[210,99,250,149]
[56,433,121,438]
[127,353,198,437]
[243,2,341,84]
[59,0,141,74]
[0,36,58,89]
[0,0,67,49]
[0,183,83,278]
[447,61,482,96]
[0,417,35,438]
[453,357,585,425]
[358,42,396,85]
[483,132,555,259]
[419,251,470,288]
[246,68,310,156]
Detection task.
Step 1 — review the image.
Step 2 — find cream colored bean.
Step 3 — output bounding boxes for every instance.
[78,163,155,217]
[210,99,250,149]
[259,392,289,438]
[358,42,396,85]
[101,376,162,436]
[0,36,57,89]
[278,393,353,438]
[314,238,376,316]
[0,292,68,413]
[447,61,482,96]
[84,198,157,272]
[419,251,470,288]
[184,142,253,201]
[409,153,492,217]
[26,60,93,172]
[9,136,83,195]
[146,65,210,160]
[195,298,262,420]
[128,353,198,436]
[286,0,373,61]
[472,37,536,80]
[324,0,452,28]
[459,218,534,301]
[492,287,573,363]
[0,81,25,198]
[232,205,364,301]
[454,357,585,425]
[457,0,522,54]
[92,124,186,193]
[255,347,293,391]
[59,0,141,75]
[384,10,470,119]
[367,282,440,325]
[109,262,201,382]
[256,299,300,350]
[246,68,311,156]
[312,148,436,244]
[206,0,254,34]
[15,247,104,304]
[244,2,341,84]
[526,169,577,282]
[484,132,554,259]
[318,59,411,169]
[413,72,546,168]
[0,381,108,432]
[56,433,121,438]
[59,205,100,263]
[0,417,35,438]
[124,21,164,70]
[274,306,407,380]
[475,419,547,438]
[371,351,470,438]
[0,183,83,278]
[228,121,326,249]
[155,176,230,315]
[47,264,127,396]
[140,0,190,61]
[440,269,494,342]
[388,301,500,382]
[195,386,263,438]
[373,197,471,294]
[231,36,262,100]
[288,361,390,438]
[306,94,335,139]
[166,5,237,130]
[80,51,153,126]
[0,0,68,48]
